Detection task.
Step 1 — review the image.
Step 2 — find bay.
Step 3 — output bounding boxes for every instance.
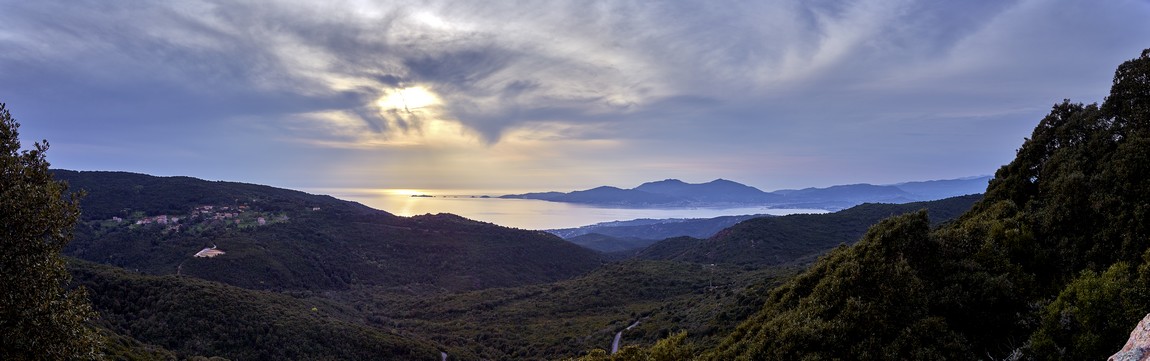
[309,188,828,230]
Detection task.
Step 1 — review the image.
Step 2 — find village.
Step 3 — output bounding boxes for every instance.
[104,203,292,233]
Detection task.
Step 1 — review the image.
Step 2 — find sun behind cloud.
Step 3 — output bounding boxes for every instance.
[376,86,441,113]
[364,85,479,147]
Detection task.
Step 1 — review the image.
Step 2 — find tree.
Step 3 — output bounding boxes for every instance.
[0,103,103,360]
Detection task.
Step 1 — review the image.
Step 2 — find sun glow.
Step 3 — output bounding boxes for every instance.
[384,188,429,197]
[376,86,440,113]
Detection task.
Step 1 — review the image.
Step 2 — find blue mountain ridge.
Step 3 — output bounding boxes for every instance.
[501,176,991,210]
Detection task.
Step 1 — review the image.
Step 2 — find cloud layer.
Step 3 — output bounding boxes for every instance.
[2,0,1148,190]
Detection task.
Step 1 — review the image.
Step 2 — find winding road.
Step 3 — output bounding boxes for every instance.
[610,320,641,354]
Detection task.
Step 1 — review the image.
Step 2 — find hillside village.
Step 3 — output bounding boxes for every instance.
[100,203,293,233]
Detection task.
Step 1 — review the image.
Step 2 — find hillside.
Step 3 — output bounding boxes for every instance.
[551,214,767,252]
[52,170,380,220]
[566,233,654,253]
[636,195,981,266]
[48,172,987,359]
[336,259,797,360]
[700,49,1150,360]
[57,170,604,291]
[69,260,447,360]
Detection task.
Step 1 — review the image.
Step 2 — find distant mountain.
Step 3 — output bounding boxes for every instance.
[634,179,782,203]
[636,194,982,266]
[562,186,684,205]
[501,186,683,206]
[54,170,603,292]
[892,176,992,200]
[502,176,990,210]
[551,214,769,252]
[770,184,917,209]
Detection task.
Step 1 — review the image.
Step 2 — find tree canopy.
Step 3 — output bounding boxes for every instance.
[0,103,103,360]
[704,49,1150,360]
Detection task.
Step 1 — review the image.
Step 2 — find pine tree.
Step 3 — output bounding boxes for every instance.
[0,103,103,360]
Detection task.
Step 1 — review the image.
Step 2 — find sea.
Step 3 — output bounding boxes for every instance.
[308,188,828,230]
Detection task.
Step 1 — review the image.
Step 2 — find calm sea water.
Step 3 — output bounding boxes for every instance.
[309,188,828,230]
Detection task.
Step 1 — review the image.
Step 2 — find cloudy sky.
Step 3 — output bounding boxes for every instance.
[2,0,1147,193]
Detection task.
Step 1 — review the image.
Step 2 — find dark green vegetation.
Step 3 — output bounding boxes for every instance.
[552,214,766,252]
[339,260,796,359]
[695,49,1150,360]
[58,170,603,292]
[49,171,976,360]
[637,195,980,266]
[71,260,444,360]
[567,232,654,253]
[1,103,104,360]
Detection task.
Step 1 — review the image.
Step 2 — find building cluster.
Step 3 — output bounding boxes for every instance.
[108,203,288,231]
[193,205,243,221]
[135,214,179,225]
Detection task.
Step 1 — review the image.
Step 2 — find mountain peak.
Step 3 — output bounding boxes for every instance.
[706,178,741,185]
[637,179,688,187]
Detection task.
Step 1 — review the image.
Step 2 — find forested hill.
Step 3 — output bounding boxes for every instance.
[55,170,603,292]
[52,170,381,220]
[551,214,767,252]
[701,49,1150,360]
[70,260,449,360]
[635,194,980,266]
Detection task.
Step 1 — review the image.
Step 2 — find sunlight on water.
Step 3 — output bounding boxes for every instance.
[307,188,829,230]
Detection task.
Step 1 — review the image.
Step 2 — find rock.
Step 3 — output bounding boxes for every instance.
[1110,313,1150,361]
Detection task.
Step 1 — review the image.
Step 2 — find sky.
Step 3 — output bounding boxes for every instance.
[2,0,1148,193]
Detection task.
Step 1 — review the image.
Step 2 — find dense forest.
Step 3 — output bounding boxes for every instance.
[635,194,980,266]
[691,49,1150,360]
[45,168,980,359]
[71,261,444,360]
[51,172,970,359]
[57,170,604,292]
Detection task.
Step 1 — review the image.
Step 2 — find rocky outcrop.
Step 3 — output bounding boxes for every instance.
[1110,313,1150,361]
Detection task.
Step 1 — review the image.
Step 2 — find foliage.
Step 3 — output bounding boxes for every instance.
[60,171,604,292]
[341,260,794,360]
[96,326,182,361]
[0,103,104,360]
[1026,261,1144,360]
[703,49,1150,360]
[563,331,696,361]
[70,260,443,360]
[706,212,968,360]
[567,232,658,253]
[636,194,980,266]
[51,149,977,359]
